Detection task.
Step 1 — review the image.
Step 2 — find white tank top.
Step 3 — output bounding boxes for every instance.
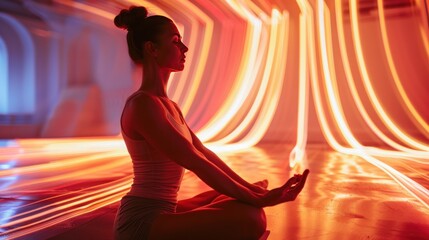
[121,92,192,203]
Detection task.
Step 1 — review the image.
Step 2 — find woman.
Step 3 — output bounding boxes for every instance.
[113,6,309,240]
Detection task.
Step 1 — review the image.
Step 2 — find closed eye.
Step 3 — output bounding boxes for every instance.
[172,34,182,43]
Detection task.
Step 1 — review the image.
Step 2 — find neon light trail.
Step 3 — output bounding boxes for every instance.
[0,0,428,239]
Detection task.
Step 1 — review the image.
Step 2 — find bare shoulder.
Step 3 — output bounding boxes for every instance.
[127,92,158,108]
[125,92,166,117]
[121,92,168,138]
[123,92,164,126]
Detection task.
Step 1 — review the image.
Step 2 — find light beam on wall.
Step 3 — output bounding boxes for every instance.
[0,13,36,115]
[0,37,8,114]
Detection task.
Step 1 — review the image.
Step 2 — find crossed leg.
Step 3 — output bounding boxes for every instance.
[147,190,267,240]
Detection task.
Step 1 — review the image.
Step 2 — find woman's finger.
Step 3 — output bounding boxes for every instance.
[289,169,310,193]
[253,179,269,189]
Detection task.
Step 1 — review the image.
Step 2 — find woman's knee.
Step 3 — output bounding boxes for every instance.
[231,205,266,239]
[210,200,266,239]
[245,207,267,238]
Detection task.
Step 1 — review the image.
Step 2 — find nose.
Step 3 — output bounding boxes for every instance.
[181,42,188,53]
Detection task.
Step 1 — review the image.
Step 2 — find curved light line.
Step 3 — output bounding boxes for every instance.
[349,0,429,150]
[0,37,8,114]
[290,0,309,168]
[377,0,429,138]
[165,1,214,115]
[334,0,429,158]
[236,10,288,148]
[211,9,282,145]
[0,13,36,114]
[314,0,429,208]
[197,0,264,142]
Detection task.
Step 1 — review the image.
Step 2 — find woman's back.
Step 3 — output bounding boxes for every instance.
[121,92,191,203]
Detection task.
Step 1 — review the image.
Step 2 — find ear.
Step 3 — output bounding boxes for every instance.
[143,41,158,58]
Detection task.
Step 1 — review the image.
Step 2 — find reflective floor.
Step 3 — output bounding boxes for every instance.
[0,138,428,240]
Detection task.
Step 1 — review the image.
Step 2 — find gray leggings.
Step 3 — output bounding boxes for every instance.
[114,196,176,240]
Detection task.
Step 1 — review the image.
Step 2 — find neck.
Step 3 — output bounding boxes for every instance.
[139,61,171,97]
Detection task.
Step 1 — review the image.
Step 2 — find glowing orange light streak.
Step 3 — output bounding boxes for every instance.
[334,1,429,160]
[290,0,310,168]
[54,0,115,20]
[313,46,429,213]
[416,0,429,57]
[233,10,288,149]
[349,0,429,151]
[313,0,429,208]
[2,177,131,229]
[198,0,265,142]
[321,0,429,161]
[319,2,360,148]
[163,1,214,115]
[334,1,410,155]
[376,0,429,138]
[358,154,429,209]
[3,155,129,191]
[418,25,429,62]
[309,0,347,153]
[210,8,286,146]
[0,138,134,238]
[2,186,128,239]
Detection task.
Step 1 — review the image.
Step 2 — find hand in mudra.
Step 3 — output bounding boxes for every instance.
[251,179,269,194]
[260,169,310,207]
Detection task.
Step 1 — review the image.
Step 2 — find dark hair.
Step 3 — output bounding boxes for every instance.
[114,6,172,63]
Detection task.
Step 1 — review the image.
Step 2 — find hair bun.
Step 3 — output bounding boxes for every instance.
[114,6,148,30]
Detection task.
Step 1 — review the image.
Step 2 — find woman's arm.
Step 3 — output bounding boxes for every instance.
[181,118,310,207]
[124,94,262,205]
[187,130,268,194]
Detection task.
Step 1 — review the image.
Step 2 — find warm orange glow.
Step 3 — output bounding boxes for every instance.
[210,8,289,150]
[0,137,131,238]
[313,0,429,208]
[54,0,115,20]
[166,1,214,115]
[349,0,428,150]
[1,0,428,238]
[198,0,266,142]
[376,0,429,139]
[289,0,310,168]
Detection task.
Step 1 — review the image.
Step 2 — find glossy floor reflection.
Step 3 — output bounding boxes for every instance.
[0,139,428,240]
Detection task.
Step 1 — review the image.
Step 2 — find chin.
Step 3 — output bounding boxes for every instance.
[171,65,185,72]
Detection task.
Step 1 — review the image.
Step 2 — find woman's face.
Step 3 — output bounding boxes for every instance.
[154,21,188,72]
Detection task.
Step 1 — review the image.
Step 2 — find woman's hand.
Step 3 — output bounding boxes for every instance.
[258,169,310,207]
[249,179,269,194]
